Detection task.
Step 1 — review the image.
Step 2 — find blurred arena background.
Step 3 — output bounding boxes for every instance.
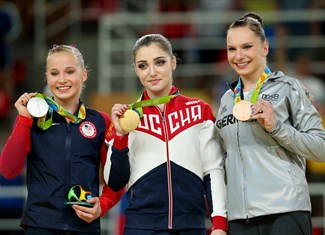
[1,0,325,234]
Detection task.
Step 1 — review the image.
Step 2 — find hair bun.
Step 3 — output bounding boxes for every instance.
[243,12,263,25]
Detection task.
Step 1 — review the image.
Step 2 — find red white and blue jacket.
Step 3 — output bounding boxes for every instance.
[104,86,227,232]
[0,106,124,232]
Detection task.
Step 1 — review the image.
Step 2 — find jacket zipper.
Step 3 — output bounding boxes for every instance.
[237,121,249,221]
[158,106,173,229]
[64,123,72,229]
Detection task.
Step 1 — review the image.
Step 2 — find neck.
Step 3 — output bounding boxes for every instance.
[241,66,268,92]
[242,80,258,92]
[147,87,172,99]
[55,99,80,114]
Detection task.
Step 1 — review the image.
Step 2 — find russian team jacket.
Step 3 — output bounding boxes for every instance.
[104,86,227,232]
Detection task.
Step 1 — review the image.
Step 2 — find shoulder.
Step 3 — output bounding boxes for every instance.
[268,71,301,86]
[176,94,215,119]
[176,94,214,112]
[220,88,234,105]
[177,94,211,106]
[86,108,111,127]
[86,107,109,118]
[267,71,312,100]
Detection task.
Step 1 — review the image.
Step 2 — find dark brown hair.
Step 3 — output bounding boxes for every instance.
[132,34,174,62]
[227,12,267,43]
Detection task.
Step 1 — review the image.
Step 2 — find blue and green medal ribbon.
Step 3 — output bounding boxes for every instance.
[34,92,86,130]
[233,67,272,104]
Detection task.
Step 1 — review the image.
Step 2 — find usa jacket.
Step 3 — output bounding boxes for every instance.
[216,71,325,221]
[104,86,227,231]
[0,107,123,232]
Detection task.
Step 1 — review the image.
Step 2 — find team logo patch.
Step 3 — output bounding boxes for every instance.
[79,121,97,139]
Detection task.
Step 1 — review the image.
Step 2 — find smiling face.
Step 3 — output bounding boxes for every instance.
[46,51,87,106]
[226,26,269,81]
[134,43,176,98]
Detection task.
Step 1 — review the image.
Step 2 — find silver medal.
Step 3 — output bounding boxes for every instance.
[27,97,49,118]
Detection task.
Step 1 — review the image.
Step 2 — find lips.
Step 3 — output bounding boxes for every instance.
[57,86,71,91]
[235,62,249,69]
[149,79,161,85]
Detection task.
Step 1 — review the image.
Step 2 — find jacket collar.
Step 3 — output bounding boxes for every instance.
[142,86,179,100]
[227,71,284,92]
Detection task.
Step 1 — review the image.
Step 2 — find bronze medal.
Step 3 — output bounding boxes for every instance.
[119,109,140,132]
[233,100,252,121]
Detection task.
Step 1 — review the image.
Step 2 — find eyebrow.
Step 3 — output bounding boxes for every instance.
[153,56,166,60]
[136,56,166,64]
[49,66,76,71]
[227,41,253,47]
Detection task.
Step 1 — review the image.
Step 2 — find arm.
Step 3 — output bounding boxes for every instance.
[99,182,125,216]
[271,84,325,161]
[0,92,37,178]
[103,104,131,191]
[98,116,126,215]
[104,135,130,192]
[201,105,228,233]
[0,115,32,179]
[252,81,325,161]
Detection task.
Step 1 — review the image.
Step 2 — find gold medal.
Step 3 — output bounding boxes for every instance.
[233,100,252,121]
[119,109,140,132]
[27,97,49,118]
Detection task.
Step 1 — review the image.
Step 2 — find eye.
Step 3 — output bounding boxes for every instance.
[156,59,166,66]
[67,69,75,74]
[243,45,252,49]
[227,47,235,52]
[137,63,147,70]
[50,71,58,76]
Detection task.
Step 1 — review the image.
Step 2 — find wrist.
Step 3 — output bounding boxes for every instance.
[18,114,33,126]
[113,134,128,150]
[212,216,228,233]
[266,120,281,135]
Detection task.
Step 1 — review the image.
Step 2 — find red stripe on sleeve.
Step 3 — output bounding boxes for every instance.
[212,215,228,233]
[99,183,125,216]
[0,115,32,179]
[113,135,128,150]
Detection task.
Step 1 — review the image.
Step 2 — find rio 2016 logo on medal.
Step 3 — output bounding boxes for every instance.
[64,185,93,208]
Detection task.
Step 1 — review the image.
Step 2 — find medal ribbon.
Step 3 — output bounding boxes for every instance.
[130,92,180,117]
[34,93,86,130]
[233,67,272,104]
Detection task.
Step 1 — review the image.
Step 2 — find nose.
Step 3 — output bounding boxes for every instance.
[149,66,157,77]
[58,73,67,83]
[235,50,244,60]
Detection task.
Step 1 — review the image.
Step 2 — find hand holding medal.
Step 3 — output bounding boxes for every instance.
[233,67,271,122]
[250,99,277,132]
[117,94,178,132]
